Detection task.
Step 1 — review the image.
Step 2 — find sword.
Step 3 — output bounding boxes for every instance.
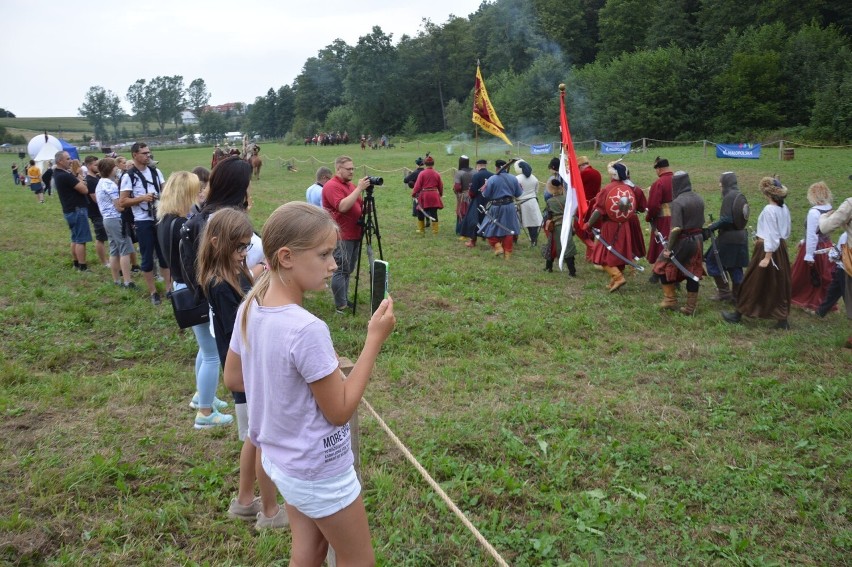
[477,204,516,235]
[707,214,728,285]
[413,198,437,222]
[654,230,700,282]
[591,228,644,271]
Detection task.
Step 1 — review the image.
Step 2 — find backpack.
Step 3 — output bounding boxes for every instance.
[178,212,208,297]
[164,217,209,328]
[119,165,162,223]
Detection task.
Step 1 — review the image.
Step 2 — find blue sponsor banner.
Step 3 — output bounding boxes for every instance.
[716,143,761,159]
[530,143,553,155]
[600,141,631,154]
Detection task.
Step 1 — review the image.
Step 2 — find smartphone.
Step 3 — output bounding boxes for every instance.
[371,260,389,314]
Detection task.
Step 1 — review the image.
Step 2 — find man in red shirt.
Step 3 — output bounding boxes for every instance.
[578,156,602,261]
[322,155,372,313]
[645,156,674,281]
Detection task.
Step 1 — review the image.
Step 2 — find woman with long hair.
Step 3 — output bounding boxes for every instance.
[156,171,233,430]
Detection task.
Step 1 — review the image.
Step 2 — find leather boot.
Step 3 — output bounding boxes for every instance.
[416,220,425,234]
[773,319,790,330]
[711,275,732,301]
[660,284,678,310]
[432,221,439,235]
[493,242,504,256]
[504,250,512,260]
[679,291,699,316]
[544,260,553,272]
[606,266,626,292]
[566,257,576,277]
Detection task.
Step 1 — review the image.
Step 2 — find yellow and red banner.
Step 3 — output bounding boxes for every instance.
[472,65,512,146]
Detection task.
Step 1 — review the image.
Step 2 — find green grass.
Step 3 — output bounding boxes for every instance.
[1,143,850,565]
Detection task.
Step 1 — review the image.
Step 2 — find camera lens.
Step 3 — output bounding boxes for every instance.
[368,176,383,186]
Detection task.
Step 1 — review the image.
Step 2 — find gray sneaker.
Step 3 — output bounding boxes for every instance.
[151,292,161,305]
[255,506,289,529]
[228,497,261,521]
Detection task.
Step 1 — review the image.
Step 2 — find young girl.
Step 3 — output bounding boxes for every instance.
[197,207,286,529]
[224,202,395,565]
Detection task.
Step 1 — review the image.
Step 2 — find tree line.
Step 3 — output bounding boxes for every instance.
[75,0,851,144]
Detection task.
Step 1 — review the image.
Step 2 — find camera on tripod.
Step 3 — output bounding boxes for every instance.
[366,176,383,187]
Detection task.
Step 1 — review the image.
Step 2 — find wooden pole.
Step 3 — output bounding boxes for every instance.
[475,126,479,159]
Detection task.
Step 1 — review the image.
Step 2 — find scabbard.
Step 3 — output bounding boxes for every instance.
[592,228,644,271]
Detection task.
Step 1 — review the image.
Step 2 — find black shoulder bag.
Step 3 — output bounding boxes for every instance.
[166,217,209,328]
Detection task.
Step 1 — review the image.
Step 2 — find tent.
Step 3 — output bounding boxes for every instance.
[28,134,79,162]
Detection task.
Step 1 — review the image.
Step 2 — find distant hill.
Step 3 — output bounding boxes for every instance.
[0,117,154,144]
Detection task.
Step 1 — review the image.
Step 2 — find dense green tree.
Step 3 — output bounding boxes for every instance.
[643,0,701,50]
[471,0,542,73]
[575,47,703,139]
[810,69,852,141]
[78,86,110,143]
[345,27,402,134]
[275,85,295,137]
[712,51,787,133]
[197,110,227,142]
[103,91,125,141]
[324,104,362,137]
[293,39,349,126]
[491,54,569,134]
[532,0,603,65]
[148,75,185,135]
[126,79,156,136]
[186,78,211,118]
[0,108,15,118]
[783,23,851,126]
[596,0,655,61]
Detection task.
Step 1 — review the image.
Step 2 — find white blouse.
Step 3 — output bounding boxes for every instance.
[756,203,791,253]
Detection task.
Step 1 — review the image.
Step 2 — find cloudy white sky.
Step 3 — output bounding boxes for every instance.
[1,0,487,117]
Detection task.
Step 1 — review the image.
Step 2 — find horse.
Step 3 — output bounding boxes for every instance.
[246,144,262,180]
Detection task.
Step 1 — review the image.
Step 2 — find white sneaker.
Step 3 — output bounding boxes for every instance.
[194,409,233,430]
[189,392,229,410]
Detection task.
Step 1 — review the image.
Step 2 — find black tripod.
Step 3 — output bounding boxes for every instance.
[351,186,384,314]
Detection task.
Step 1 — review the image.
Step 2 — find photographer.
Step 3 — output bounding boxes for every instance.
[120,142,169,305]
[322,155,371,314]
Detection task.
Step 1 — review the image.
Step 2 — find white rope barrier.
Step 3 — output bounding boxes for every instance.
[360,398,511,567]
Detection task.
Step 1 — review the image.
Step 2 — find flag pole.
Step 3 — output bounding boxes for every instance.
[475,125,479,158]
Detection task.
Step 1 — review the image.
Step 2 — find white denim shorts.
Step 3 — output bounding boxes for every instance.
[262,454,361,520]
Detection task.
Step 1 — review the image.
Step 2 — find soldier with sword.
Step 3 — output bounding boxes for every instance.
[652,171,706,315]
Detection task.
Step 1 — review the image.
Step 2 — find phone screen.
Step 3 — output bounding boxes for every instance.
[371,260,389,314]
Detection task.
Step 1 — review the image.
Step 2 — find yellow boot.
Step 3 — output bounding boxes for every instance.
[605,266,626,292]
[432,221,439,235]
[659,284,678,310]
[416,220,425,234]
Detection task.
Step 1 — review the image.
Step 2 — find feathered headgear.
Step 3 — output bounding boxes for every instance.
[608,159,635,187]
[759,176,788,198]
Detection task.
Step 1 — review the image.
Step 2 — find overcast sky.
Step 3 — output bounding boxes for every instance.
[1,0,487,117]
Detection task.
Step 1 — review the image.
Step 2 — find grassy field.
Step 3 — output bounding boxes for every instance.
[1,142,850,565]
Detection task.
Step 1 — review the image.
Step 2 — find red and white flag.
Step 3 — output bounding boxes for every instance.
[558,85,588,270]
